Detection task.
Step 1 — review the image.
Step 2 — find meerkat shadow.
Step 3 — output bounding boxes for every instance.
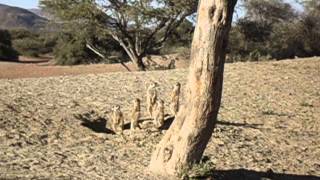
[123,120,144,130]
[74,114,115,134]
[123,122,131,130]
[81,119,115,134]
[159,115,175,130]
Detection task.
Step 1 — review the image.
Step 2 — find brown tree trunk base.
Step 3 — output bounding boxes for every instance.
[133,57,146,71]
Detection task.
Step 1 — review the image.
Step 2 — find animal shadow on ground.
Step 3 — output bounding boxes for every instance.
[155,117,263,131]
[74,113,115,134]
[216,120,263,129]
[159,115,175,130]
[197,169,320,180]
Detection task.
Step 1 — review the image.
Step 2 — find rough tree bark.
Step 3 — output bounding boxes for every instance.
[149,0,237,176]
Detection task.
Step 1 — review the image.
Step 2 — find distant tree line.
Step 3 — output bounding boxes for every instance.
[0,28,57,61]
[226,0,320,62]
[0,0,319,65]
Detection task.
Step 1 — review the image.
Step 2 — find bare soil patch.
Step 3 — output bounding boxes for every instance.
[0,58,319,179]
[0,60,137,79]
[0,55,189,79]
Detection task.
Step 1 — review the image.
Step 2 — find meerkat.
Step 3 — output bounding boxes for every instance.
[130,98,141,132]
[110,105,124,134]
[153,99,165,128]
[146,82,158,118]
[170,82,181,116]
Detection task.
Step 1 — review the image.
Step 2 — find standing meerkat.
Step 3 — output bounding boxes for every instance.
[130,98,141,132]
[110,105,124,134]
[146,82,158,118]
[153,99,165,128]
[170,82,181,116]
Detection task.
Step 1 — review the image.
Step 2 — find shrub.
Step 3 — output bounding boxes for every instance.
[12,37,42,57]
[53,32,101,65]
[298,14,320,56]
[9,29,37,39]
[0,29,18,61]
[9,29,57,57]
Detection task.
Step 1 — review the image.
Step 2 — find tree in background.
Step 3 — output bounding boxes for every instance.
[227,0,298,61]
[243,0,296,25]
[53,22,126,65]
[53,30,101,65]
[40,0,197,70]
[0,29,18,61]
[297,0,320,56]
[226,0,320,61]
[149,0,237,176]
[300,0,320,15]
[159,19,194,56]
[9,29,57,58]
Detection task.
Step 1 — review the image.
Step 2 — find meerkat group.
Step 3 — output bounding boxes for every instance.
[109,81,181,134]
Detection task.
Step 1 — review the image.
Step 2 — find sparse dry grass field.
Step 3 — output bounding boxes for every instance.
[0,57,319,179]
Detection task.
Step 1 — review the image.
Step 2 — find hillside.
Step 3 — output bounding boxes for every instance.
[0,58,319,179]
[0,4,47,31]
[29,8,53,20]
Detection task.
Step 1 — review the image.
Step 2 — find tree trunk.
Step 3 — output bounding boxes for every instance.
[133,56,146,71]
[149,0,237,176]
[124,49,146,71]
[111,34,146,71]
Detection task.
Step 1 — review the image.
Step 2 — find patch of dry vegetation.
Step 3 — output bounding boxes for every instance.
[0,58,319,179]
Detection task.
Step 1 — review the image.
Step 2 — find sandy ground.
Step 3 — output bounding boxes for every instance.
[0,60,138,79]
[0,56,188,79]
[0,58,319,179]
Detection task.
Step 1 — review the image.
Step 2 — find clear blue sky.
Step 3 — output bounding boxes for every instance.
[0,0,303,11]
[0,0,39,9]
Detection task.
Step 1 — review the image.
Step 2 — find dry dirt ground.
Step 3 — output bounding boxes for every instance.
[0,58,319,179]
[0,55,188,79]
[0,60,138,79]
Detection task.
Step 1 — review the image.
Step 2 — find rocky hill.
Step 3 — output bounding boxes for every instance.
[0,4,47,31]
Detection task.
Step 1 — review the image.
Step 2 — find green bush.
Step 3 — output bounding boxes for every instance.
[299,14,320,56]
[13,37,43,57]
[0,29,18,61]
[52,23,128,65]
[9,29,57,57]
[40,33,57,54]
[53,32,101,65]
[9,29,37,39]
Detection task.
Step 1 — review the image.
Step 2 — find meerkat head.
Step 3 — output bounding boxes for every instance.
[112,105,121,111]
[133,98,140,104]
[175,82,181,88]
[150,82,158,88]
[158,99,164,106]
